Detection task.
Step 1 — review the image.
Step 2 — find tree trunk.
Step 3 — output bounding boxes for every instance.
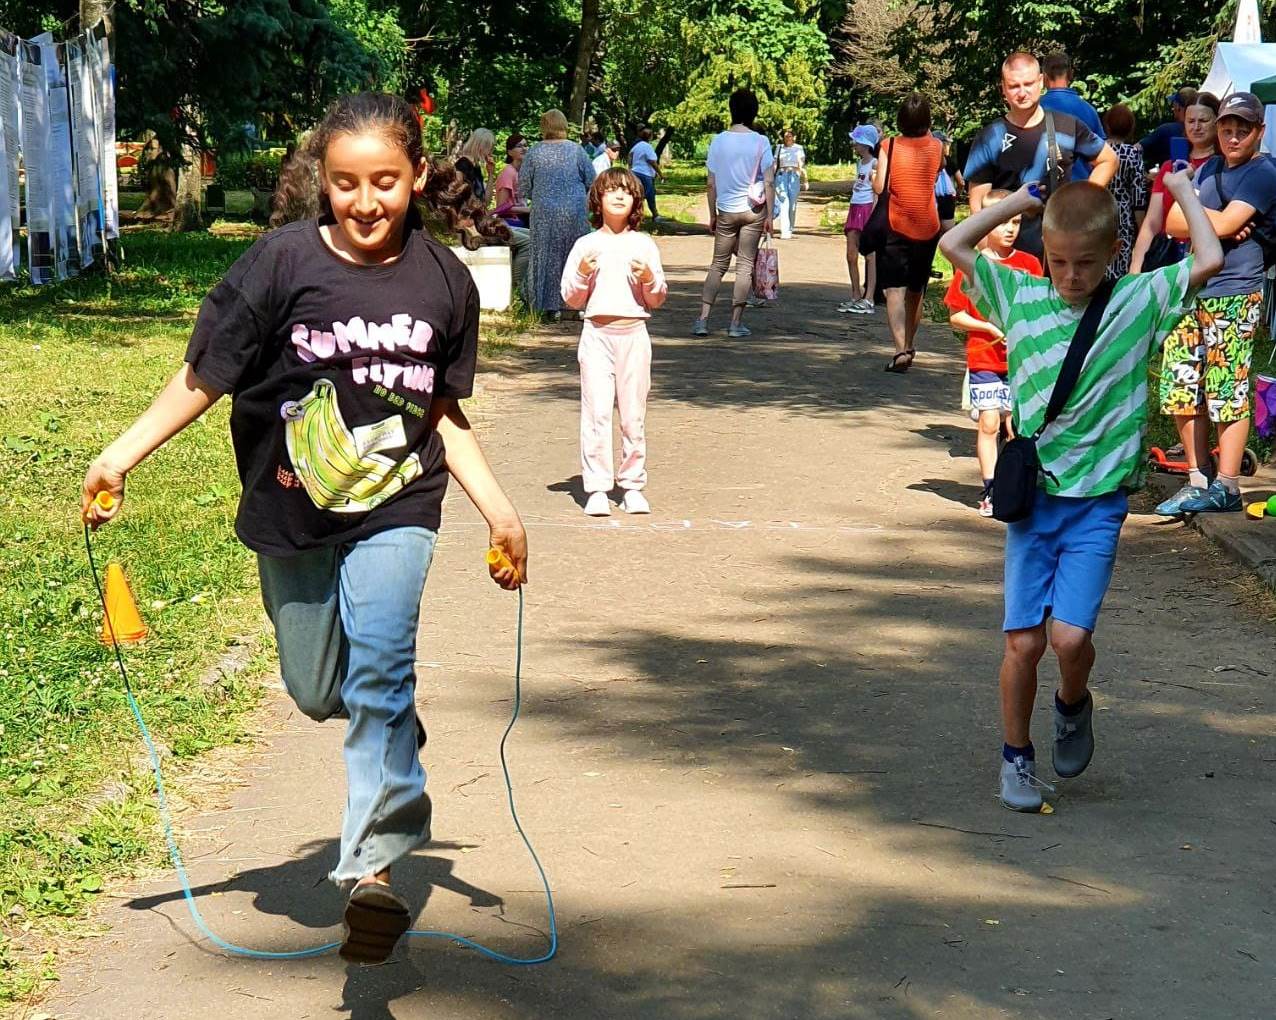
[137,131,176,219]
[567,0,601,130]
[172,143,203,232]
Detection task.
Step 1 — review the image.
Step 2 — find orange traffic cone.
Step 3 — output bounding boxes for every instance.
[99,562,148,645]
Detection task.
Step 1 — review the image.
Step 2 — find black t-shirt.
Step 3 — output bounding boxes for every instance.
[963,111,1105,257]
[185,217,480,556]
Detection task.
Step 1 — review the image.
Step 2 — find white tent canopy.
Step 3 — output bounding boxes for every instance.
[1200,42,1276,152]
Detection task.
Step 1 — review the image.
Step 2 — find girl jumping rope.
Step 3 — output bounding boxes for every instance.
[561,167,668,516]
[80,92,528,965]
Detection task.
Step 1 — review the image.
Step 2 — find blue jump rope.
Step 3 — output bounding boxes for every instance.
[84,512,557,965]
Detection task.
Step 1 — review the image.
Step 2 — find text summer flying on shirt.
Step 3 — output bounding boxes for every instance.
[185,216,480,556]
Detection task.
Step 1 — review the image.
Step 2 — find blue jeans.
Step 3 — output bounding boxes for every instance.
[257,526,437,884]
[774,171,800,234]
[635,172,657,217]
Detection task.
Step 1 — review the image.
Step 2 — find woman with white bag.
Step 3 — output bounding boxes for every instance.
[692,88,775,339]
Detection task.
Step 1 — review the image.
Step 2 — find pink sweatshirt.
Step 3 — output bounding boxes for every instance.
[560,228,668,320]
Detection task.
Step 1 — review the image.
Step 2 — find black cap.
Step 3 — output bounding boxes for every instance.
[1219,91,1264,123]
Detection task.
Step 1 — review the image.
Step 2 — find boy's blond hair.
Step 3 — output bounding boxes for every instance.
[1042,181,1118,245]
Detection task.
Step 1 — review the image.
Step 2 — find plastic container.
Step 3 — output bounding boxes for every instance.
[450,245,512,311]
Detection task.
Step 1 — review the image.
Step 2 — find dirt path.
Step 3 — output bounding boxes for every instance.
[45,198,1276,1020]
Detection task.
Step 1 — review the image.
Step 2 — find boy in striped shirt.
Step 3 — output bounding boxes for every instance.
[939,175,1223,812]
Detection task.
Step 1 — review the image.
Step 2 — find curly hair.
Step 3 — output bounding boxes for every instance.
[588,166,645,230]
[269,91,509,248]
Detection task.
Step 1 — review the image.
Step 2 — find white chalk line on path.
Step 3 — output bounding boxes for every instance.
[448,516,886,536]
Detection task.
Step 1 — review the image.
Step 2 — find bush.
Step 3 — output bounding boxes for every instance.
[214,149,285,191]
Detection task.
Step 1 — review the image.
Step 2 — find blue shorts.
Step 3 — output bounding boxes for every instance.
[1003,489,1128,633]
[969,370,1011,414]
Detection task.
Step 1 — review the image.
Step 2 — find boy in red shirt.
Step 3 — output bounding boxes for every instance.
[944,189,1043,516]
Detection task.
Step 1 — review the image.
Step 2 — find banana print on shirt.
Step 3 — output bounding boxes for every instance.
[280,379,422,513]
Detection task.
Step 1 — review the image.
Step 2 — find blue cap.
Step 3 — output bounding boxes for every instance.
[849,123,879,147]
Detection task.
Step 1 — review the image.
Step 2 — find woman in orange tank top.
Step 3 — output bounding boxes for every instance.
[872,94,944,372]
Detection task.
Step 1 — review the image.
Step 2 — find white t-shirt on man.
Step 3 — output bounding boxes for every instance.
[629,140,659,178]
[706,130,774,214]
[592,151,612,176]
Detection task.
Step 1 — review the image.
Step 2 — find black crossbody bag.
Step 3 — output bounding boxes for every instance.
[992,280,1115,523]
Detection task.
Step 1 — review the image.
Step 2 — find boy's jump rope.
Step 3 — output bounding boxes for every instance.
[83,491,557,965]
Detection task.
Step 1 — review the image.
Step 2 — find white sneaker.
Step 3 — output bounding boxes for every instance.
[584,492,611,517]
[621,490,650,514]
[836,301,859,313]
[849,299,875,314]
[978,493,994,518]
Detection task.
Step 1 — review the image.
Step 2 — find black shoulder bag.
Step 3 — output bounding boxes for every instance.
[858,139,894,257]
[992,280,1115,523]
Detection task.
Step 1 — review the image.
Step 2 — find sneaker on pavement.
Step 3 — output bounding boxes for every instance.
[1052,694,1095,778]
[584,492,611,517]
[1155,482,1208,516]
[727,324,752,337]
[837,301,860,313]
[621,490,651,514]
[850,299,875,314]
[745,295,767,307]
[1177,478,1242,513]
[977,493,994,518]
[691,318,709,337]
[999,754,1054,812]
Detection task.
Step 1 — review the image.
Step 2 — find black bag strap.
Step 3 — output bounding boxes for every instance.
[1035,279,1116,437]
[1043,110,1063,194]
[879,138,895,191]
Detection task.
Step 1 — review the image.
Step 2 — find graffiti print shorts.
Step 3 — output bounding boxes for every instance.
[1158,292,1260,423]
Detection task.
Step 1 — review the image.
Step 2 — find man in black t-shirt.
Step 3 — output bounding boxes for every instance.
[963,51,1118,259]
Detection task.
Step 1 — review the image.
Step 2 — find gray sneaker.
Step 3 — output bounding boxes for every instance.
[999,754,1054,812]
[1052,694,1095,778]
[727,324,752,338]
[691,319,709,337]
[1155,482,1207,516]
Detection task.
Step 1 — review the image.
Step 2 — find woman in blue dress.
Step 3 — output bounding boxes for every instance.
[520,109,596,319]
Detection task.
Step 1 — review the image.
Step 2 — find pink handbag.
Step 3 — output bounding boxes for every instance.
[752,235,779,300]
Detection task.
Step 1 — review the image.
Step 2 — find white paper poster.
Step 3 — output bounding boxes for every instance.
[35,36,76,279]
[18,40,53,285]
[68,39,100,267]
[91,26,116,239]
[0,34,17,280]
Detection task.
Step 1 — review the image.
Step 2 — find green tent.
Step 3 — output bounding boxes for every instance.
[1251,73,1276,105]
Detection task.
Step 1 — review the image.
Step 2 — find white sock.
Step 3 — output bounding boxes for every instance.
[1218,473,1240,494]
[1188,467,1210,489]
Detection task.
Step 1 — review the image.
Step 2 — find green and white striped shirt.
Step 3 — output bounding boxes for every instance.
[968,254,1194,497]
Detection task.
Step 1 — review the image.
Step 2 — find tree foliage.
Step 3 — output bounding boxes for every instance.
[896,0,1276,135]
[588,0,831,152]
[394,0,577,142]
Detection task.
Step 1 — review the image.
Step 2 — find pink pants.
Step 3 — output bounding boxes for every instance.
[579,319,651,494]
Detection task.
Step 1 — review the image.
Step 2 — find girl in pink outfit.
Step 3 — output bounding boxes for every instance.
[561,167,668,516]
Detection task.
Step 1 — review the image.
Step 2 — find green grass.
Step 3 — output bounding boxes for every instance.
[0,230,268,1003]
[0,225,534,1004]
